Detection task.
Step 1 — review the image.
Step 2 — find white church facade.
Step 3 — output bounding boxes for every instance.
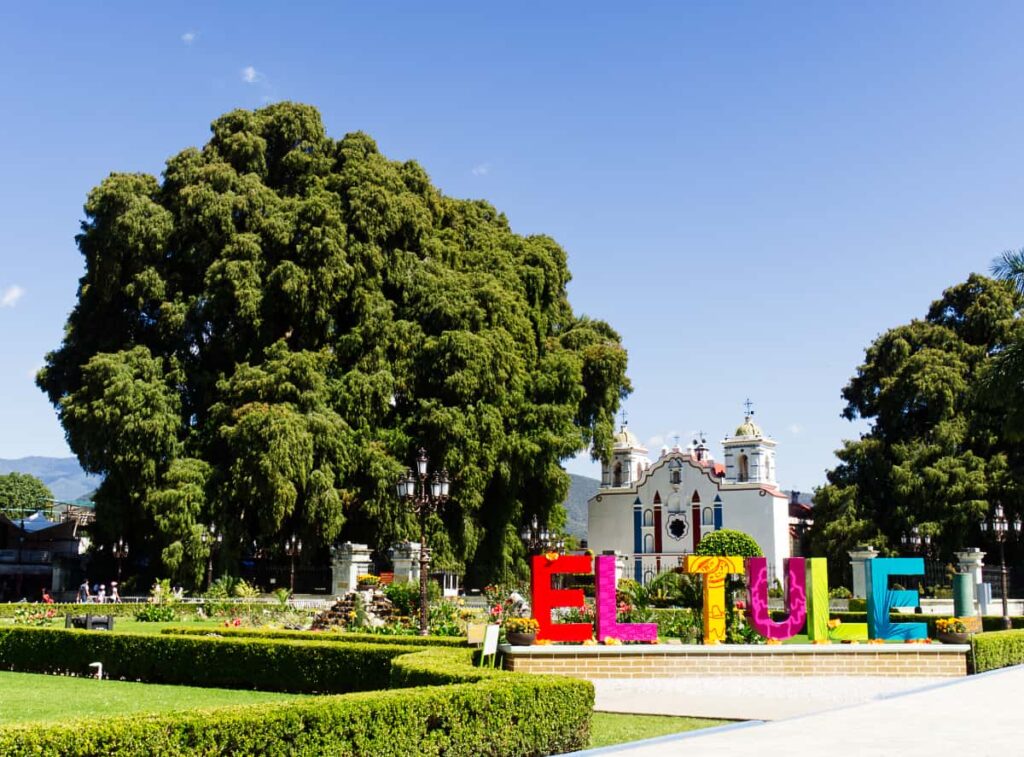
[587,413,791,584]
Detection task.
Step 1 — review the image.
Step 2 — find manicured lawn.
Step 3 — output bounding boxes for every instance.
[589,712,730,748]
[0,671,301,725]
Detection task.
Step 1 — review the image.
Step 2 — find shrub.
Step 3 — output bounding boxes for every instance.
[0,673,592,756]
[829,586,853,599]
[972,629,1024,673]
[695,529,763,558]
[0,627,409,693]
[160,626,468,647]
[0,630,594,756]
[135,603,177,622]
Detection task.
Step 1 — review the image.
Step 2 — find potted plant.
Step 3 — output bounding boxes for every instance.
[356,574,380,591]
[935,617,971,645]
[504,617,540,646]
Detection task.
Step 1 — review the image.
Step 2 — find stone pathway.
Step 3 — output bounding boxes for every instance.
[576,666,1023,756]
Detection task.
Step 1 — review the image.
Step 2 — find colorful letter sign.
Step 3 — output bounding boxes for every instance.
[531,554,593,642]
[865,557,927,640]
[594,555,657,642]
[684,555,745,644]
[747,557,807,639]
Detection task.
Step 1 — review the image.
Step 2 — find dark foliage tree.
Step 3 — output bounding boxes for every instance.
[810,274,1024,585]
[39,103,630,586]
[0,473,53,512]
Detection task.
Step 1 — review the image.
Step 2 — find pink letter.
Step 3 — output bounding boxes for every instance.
[747,557,807,640]
[594,555,657,642]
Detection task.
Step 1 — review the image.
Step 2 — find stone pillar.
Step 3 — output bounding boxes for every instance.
[848,545,879,598]
[955,548,986,614]
[330,542,373,595]
[391,541,422,585]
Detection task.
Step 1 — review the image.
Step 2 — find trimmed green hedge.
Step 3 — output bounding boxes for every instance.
[0,674,593,755]
[0,627,410,693]
[161,625,467,647]
[971,629,1024,673]
[0,630,594,755]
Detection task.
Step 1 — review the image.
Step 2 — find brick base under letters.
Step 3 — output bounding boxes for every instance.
[501,645,969,678]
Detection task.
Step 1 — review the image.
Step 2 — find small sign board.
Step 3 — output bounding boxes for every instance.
[482,624,500,658]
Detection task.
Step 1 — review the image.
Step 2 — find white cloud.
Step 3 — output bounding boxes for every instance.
[788,423,802,435]
[471,162,490,176]
[181,31,196,45]
[1,285,24,307]
[241,66,262,84]
[646,435,664,449]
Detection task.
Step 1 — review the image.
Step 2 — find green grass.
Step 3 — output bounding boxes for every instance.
[0,618,248,635]
[589,712,730,748]
[0,671,301,725]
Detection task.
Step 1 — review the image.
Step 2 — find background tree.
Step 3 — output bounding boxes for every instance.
[0,473,53,513]
[810,274,1024,585]
[38,103,630,587]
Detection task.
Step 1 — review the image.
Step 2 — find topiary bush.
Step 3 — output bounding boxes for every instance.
[161,626,467,647]
[695,529,763,558]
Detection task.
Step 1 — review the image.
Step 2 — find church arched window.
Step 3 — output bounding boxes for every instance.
[644,533,654,553]
[643,509,654,527]
[613,461,622,487]
[738,454,749,482]
[702,507,714,526]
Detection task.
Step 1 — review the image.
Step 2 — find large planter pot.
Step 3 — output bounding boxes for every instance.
[506,631,537,646]
[936,631,971,645]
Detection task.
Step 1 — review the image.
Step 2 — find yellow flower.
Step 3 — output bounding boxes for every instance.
[602,637,622,645]
[765,638,782,645]
[827,618,841,629]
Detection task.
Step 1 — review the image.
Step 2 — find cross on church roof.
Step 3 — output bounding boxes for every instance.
[744,398,755,416]
[619,408,628,426]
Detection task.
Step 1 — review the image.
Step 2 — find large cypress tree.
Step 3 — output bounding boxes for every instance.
[39,103,630,586]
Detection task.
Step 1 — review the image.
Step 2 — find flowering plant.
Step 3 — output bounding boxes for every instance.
[356,574,379,586]
[935,617,968,634]
[504,617,539,634]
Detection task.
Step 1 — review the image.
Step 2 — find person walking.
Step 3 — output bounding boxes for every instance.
[97,584,107,603]
[77,579,90,603]
[41,588,54,604]
[110,582,121,603]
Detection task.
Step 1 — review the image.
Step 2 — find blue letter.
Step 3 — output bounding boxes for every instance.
[865,558,927,640]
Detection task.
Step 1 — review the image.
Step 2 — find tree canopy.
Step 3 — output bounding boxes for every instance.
[0,473,53,513]
[810,274,1024,583]
[39,102,630,586]
[695,529,763,558]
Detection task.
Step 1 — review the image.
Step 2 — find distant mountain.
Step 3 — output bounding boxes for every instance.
[0,457,101,502]
[562,473,600,540]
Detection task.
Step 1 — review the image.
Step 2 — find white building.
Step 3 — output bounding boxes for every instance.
[587,414,790,584]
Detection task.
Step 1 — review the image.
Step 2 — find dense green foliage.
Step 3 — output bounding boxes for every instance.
[971,628,1024,672]
[0,627,409,693]
[0,473,53,513]
[37,102,630,586]
[816,612,1024,636]
[0,631,592,756]
[161,625,466,647]
[695,529,763,558]
[811,275,1024,582]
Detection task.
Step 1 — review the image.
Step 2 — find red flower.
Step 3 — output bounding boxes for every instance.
[734,600,746,610]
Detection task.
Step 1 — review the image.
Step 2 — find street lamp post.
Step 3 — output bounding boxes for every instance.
[520,514,564,554]
[900,526,932,556]
[396,449,450,636]
[201,526,223,588]
[112,538,129,583]
[981,503,1022,630]
[284,534,302,593]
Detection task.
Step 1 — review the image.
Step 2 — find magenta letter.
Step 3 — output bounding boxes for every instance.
[595,555,658,642]
[747,557,807,640]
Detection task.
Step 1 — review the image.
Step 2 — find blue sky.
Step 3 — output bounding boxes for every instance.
[2,2,1024,491]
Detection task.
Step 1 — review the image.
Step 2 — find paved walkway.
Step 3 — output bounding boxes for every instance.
[577,666,1023,756]
[593,675,946,720]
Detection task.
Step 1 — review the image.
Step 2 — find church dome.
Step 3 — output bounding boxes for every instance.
[734,416,763,437]
[613,425,642,449]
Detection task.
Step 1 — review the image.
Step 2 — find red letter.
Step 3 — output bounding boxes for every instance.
[531,554,593,642]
